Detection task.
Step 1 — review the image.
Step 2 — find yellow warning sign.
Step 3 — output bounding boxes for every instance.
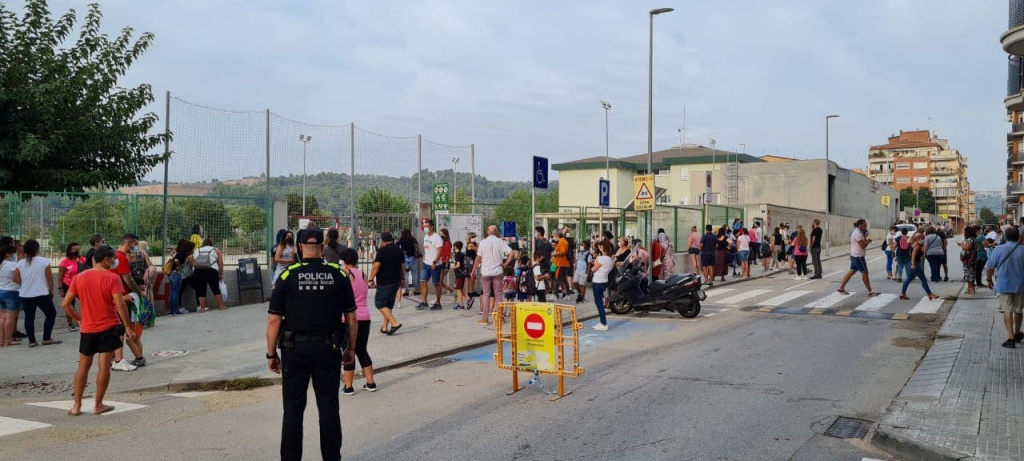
[633,174,655,211]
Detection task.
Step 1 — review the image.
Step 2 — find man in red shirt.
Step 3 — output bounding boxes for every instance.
[61,245,135,416]
[109,234,145,370]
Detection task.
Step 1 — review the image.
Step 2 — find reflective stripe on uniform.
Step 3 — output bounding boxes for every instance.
[280,261,348,280]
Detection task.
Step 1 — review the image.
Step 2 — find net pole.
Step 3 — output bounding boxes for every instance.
[471,144,476,213]
[350,123,357,246]
[160,91,170,266]
[265,109,271,266]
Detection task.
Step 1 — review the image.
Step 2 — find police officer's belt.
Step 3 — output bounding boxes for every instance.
[288,332,336,342]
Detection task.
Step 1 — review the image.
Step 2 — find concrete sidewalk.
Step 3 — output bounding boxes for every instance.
[0,247,857,399]
[874,290,1024,460]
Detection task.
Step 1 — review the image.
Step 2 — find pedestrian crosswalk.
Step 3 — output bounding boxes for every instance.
[703,285,948,317]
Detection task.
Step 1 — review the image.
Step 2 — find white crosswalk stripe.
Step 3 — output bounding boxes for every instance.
[703,288,735,298]
[760,290,813,307]
[805,291,855,309]
[908,296,944,314]
[853,294,898,311]
[26,400,147,415]
[0,416,50,437]
[716,289,774,305]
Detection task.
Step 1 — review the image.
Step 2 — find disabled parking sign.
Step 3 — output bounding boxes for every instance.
[515,303,556,372]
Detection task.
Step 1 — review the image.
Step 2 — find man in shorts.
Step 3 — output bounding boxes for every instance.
[838,219,879,297]
[985,226,1024,348]
[60,245,135,416]
[418,220,445,310]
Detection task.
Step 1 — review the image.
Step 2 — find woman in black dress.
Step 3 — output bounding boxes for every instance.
[714,227,730,282]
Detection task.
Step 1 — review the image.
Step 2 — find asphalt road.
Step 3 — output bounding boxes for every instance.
[0,245,965,460]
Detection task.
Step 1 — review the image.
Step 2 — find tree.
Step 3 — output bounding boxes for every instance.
[229,204,266,235]
[898,187,935,214]
[0,1,168,192]
[180,198,230,241]
[357,187,413,233]
[492,187,558,238]
[286,192,323,229]
[979,207,999,225]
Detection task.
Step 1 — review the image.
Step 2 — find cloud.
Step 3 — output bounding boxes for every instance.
[33,0,1008,191]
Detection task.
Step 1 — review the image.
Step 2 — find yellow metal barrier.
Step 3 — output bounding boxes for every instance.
[493,302,584,400]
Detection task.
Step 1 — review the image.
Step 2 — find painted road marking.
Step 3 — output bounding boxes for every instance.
[703,288,735,298]
[853,294,898,311]
[0,416,50,437]
[27,400,147,415]
[167,391,222,398]
[804,291,855,309]
[787,280,816,290]
[908,296,944,314]
[823,270,844,278]
[761,290,813,306]
[716,289,773,305]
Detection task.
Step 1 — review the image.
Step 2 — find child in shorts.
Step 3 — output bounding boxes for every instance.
[502,265,516,301]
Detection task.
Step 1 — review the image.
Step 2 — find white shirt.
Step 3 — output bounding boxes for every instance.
[478,235,511,277]
[850,229,866,257]
[592,255,614,283]
[737,235,750,252]
[885,231,896,251]
[0,260,20,291]
[422,232,444,265]
[533,264,546,291]
[16,256,51,298]
[193,246,220,273]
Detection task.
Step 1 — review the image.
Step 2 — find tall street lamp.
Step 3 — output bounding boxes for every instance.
[299,134,312,216]
[600,100,612,232]
[825,115,839,255]
[709,137,717,204]
[452,157,461,210]
[648,7,673,266]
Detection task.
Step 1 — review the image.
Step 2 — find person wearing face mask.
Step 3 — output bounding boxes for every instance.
[109,234,144,370]
[58,243,87,332]
[273,231,297,289]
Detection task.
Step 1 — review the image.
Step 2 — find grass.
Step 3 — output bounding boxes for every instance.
[181,376,275,392]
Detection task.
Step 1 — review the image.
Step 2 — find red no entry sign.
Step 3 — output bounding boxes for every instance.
[523,313,546,339]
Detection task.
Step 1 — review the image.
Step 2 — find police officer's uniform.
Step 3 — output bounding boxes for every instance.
[268,227,356,461]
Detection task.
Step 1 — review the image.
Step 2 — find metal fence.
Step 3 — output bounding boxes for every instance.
[2,191,270,267]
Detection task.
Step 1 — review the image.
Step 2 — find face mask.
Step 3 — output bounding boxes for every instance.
[285,237,294,245]
[110,257,119,270]
[71,251,80,258]
[131,245,140,254]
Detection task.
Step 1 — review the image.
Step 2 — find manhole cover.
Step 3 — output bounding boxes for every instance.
[152,350,189,358]
[417,357,459,368]
[824,416,872,439]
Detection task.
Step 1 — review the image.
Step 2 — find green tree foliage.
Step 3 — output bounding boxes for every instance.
[979,207,999,225]
[180,198,230,241]
[229,205,266,235]
[0,1,168,192]
[899,187,935,214]
[55,196,126,249]
[357,187,413,233]
[492,187,558,238]
[286,192,323,229]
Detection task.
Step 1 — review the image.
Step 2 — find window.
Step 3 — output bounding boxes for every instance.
[896,177,910,184]
[656,195,671,204]
[656,169,670,177]
[895,163,910,170]
[679,168,690,181]
[914,176,928,183]
[678,196,688,205]
[913,162,928,169]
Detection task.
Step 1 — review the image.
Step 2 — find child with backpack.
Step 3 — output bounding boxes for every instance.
[516,255,534,302]
[532,252,550,302]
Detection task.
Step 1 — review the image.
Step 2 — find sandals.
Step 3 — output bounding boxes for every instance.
[928,294,941,301]
[41,339,62,346]
[387,324,402,336]
[379,327,389,335]
[868,292,881,297]
[899,294,910,300]
[837,289,850,295]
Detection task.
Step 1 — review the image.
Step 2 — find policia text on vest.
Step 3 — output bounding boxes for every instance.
[266,227,358,461]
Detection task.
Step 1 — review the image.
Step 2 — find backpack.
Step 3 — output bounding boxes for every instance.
[517,265,537,297]
[195,248,215,269]
[898,235,910,251]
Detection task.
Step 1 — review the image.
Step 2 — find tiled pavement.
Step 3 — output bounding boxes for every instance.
[874,293,1024,461]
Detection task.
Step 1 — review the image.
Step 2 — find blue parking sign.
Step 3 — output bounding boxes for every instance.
[599,178,610,207]
[533,156,548,189]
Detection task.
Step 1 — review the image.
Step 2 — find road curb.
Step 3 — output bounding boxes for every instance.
[872,424,980,461]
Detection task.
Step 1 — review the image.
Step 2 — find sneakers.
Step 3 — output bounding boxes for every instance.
[453,305,464,310]
[794,276,802,281]
[416,302,429,310]
[362,383,377,392]
[476,319,489,325]
[1015,332,1024,343]
[68,326,78,332]
[177,308,189,315]
[341,387,355,396]
[943,277,949,282]
[592,323,609,331]
[111,359,137,371]
[1002,339,1017,349]
[430,303,442,311]
[132,357,147,367]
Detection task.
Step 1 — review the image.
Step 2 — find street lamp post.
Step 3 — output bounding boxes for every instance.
[825,115,839,256]
[600,100,612,233]
[299,134,312,216]
[647,7,673,272]
[452,157,461,211]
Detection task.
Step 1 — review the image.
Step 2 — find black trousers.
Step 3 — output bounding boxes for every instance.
[281,342,343,461]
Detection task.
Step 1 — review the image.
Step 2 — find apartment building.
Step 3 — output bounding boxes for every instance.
[1002,0,1024,221]
[866,130,971,232]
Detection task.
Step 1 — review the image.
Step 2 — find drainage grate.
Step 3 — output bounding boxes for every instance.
[416,357,460,368]
[824,417,873,439]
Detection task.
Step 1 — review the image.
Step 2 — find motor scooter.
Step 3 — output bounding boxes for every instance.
[608,262,705,318]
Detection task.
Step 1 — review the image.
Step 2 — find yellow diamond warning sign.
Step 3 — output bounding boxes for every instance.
[633,174,655,211]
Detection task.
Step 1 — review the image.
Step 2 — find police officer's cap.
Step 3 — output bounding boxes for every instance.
[297,227,324,245]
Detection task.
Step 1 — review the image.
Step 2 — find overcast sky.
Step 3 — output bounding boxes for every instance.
[39,0,1009,189]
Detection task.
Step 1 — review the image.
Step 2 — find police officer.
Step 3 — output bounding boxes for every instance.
[266,226,357,461]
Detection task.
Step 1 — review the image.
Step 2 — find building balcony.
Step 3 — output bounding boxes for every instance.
[931,167,957,175]
[1013,152,1024,165]
[1014,123,1024,135]
[1008,56,1024,110]
[1009,182,1024,195]
[1004,0,1024,55]
[872,174,893,183]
